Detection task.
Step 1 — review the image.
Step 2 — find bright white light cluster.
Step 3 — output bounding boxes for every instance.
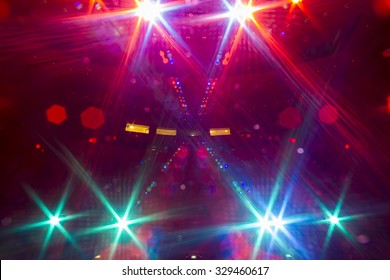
[136,0,162,22]
[227,0,255,26]
[257,216,285,231]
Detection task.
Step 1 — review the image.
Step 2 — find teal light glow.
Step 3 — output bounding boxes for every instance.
[17,182,82,259]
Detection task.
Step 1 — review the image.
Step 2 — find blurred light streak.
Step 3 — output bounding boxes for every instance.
[152,20,205,76]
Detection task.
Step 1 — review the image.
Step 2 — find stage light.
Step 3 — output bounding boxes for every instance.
[136,0,162,22]
[125,123,150,134]
[49,216,60,226]
[292,0,302,3]
[210,128,231,136]
[156,128,177,136]
[272,217,284,230]
[257,217,271,230]
[329,215,340,225]
[117,218,128,230]
[228,0,255,25]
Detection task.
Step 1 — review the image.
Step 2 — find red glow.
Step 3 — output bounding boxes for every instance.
[383,48,390,58]
[345,144,350,150]
[196,146,208,159]
[177,145,189,159]
[318,105,338,124]
[373,0,390,18]
[290,138,297,143]
[35,144,41,149]
[81,107,105,129]
[279,108,302,129]
[0,0,10,21]
[387,96,390,114]
[46,104,67,125]
[88,137,98,144]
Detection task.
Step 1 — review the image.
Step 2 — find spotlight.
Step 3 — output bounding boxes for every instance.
[257,217,271,229]
[117,218,128,230]
[292,0,302,3]
[228,0,254,25]
[136,0,162,22]
[329,215,339,225]
[272,217,284,230]
[49,216,60,226]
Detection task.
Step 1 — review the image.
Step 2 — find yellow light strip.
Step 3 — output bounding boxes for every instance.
[209,128,231,136]
[156,128,177,136]
[125,123,150,134]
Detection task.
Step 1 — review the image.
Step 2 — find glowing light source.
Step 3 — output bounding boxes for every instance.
[272,217,284,230]
[117,218,128,230]
[125,123,150,134]
[156,128,177,136]
[49,216,60,226]
[256,216,285,231]
[329,215,340,225]
[19,184,81,258]
[291,0,302,3]
[257,217,271,229]
[228,0,255,25]
[210,128,231,136]
[136,0,162,22]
